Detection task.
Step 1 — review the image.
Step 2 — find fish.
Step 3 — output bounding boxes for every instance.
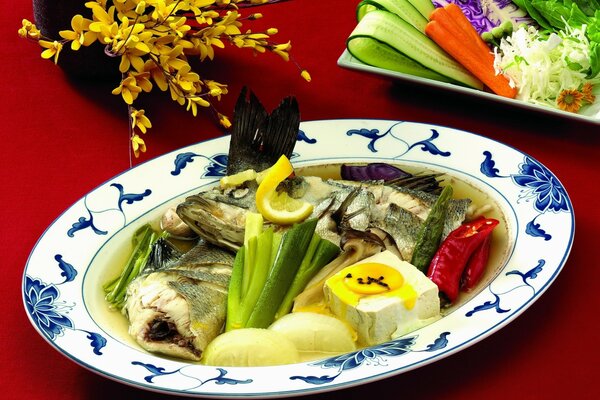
[123,239,235,361]
[177,174,472,259]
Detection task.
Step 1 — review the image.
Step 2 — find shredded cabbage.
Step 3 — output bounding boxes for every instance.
[494,24,600,113]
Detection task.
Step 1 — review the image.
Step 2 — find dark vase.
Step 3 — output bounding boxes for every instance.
[32,0,120,80]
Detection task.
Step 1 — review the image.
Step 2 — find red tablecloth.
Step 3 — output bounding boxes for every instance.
[3,1,599,399]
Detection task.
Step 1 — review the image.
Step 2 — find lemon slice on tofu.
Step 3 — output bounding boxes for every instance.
[255,155,313,224]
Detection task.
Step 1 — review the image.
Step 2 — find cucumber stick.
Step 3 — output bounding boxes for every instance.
[406,0,435,20]
[348,36,455,83]
[347,10,483,89]
[357,0,428,33]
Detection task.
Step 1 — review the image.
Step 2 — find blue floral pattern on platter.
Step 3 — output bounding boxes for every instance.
[67,183,152,237]
[290,332,450,385]
[24,272,106,355]
[22,120,574,398]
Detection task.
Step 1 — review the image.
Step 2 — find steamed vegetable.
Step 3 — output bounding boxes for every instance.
[275,235,340,319]
[426,217,499,303]
[226,215,335,330]
[103,224,162,309]
[246,218,319,328]
[341,163,412,181]
[410,185,453,273]
[269,312,357,359]
[426,4,517,97]
[226,213,282,331]
[202,328,300,366]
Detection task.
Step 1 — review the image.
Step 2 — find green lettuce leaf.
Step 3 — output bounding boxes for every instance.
[572,0,600,17]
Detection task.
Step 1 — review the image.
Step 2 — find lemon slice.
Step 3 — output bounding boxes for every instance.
[255,155,313,224]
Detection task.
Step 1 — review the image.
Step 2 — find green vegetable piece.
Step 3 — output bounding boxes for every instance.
[410,185,453,273]
[246,218,319,328]
[104,224,159,309]
[501,20,513,35]
[275,235,340,319]
[481,31,494,43]
[515,0,553,30]
[225,246,245,331]
[239,228,276,326]
[226,214,280,331]
[492,26,505,39]
[241,212,264,297]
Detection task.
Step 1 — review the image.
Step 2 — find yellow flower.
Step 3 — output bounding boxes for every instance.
[218,112,231,128]
[205,80,228,100]
[130,108,152,133]
[39,40,63,64]
[135,1,147,15]
[556,89,584,113]
[18,19,41,39]
[157,44,188,71]
[195,25,226,60]
[169,16,192,38]
[112,74,143,104]
[59,15,96,50]
[581,83,596,104]
[87,3,116,36]
[272,40,291,61]
[118,30,154,72]
[131,134,147,158]
[151,0,178,21]
[186,96,210,116]
[169,64,200,104]
[301,69,311,82]
[193,9,220,26]
[144,59,169,91]
[132,71,153,92]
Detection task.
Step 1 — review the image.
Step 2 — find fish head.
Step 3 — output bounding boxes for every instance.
[176,194,249,252]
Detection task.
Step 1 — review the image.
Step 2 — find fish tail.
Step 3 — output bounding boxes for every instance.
[227,87,300,175]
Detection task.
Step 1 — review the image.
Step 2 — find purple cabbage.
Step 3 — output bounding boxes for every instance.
[340,163,411,181]
[431,0,534,34]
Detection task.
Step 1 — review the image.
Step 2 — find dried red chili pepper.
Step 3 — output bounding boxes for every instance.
[426,217,499,303]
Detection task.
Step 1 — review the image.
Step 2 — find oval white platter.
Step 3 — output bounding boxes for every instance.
[22,120,574,398]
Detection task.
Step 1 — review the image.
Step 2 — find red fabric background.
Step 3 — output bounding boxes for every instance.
[2,1,599,399]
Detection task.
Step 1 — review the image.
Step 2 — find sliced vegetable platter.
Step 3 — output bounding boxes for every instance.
[339,0,600,124]
[22,120,573,398]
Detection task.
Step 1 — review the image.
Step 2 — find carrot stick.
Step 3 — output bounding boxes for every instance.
[443,4,495,60]
[429,7,488,64]
[425,20,517,98]
[430,4,517,98]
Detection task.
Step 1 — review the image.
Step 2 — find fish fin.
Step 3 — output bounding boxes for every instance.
[227,87,300,174]
[331,186,363,230]
[388,173,444,194]
[145,237,183,271]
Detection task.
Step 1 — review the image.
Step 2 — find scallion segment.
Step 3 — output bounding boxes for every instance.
[103,224,162,309]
